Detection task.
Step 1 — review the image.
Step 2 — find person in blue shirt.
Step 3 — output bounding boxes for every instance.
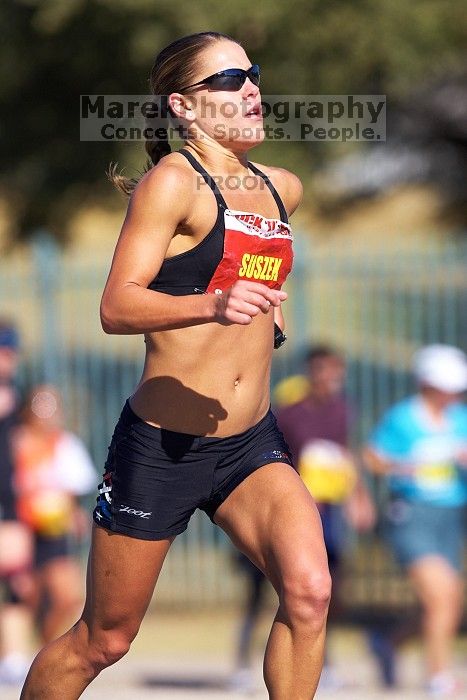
[364,344,467,698]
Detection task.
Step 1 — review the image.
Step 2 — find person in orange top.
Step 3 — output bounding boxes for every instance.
[13,385,96,644]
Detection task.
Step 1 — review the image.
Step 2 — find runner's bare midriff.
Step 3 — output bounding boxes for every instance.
[129,309,274,437]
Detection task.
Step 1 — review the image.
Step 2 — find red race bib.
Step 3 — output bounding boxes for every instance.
[206,209,294,293]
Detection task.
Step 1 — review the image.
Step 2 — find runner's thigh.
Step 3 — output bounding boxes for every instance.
[82,524,173,638]
[213,462,329,591]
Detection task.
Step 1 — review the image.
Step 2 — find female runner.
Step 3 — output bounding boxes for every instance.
[21,31,331,700]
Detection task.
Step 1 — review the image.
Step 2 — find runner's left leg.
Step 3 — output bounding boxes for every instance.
[214,462,331,700]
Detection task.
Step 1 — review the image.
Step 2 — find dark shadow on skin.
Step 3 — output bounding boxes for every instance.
[130,375,229,437]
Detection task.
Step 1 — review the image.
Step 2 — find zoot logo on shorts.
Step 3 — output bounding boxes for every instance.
[119,505,152,519]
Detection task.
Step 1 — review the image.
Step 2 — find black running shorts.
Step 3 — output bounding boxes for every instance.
[93,400,294,540]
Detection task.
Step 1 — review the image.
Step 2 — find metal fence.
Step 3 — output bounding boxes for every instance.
[1,231,466,606]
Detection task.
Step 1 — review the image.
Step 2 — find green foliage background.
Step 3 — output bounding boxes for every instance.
[1,0,465,240]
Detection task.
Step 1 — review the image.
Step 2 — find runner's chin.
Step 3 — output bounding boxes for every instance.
[213,122,265,148]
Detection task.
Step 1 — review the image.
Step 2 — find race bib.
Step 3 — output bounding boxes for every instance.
[17,490,74,537]
[298,440,357,504]
[14,431,74,536]
[408,435,462,498]
[415,462,456,492]
[206,209,293,293]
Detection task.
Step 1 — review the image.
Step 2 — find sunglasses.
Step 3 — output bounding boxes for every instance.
[180,64,260,92]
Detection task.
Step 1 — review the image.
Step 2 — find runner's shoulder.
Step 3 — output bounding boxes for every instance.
[130,151,196,214]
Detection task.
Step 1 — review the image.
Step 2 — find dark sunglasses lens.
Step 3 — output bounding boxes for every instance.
[248,66,260,86]
[209,66,260,91]
[210,73,245,91]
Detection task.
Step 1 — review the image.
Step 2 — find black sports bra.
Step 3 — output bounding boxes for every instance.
[148,149,293,296]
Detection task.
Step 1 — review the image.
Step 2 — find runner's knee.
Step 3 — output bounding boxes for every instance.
[280,566,332,628]
[88,628,134,671]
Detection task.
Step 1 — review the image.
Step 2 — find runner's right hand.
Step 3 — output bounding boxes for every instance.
[213,280,287,326]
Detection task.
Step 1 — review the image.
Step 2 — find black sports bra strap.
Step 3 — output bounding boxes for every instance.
[247,162,289,223]
[178,148,227,210]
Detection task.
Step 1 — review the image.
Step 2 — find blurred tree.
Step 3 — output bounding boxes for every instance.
[0,0,465,242]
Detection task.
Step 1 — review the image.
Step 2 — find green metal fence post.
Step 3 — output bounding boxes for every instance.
[31,231,62,384]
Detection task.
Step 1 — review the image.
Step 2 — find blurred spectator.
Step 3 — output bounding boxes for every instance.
[12,384,97,643]
[0,320,33,686]
[364,344,467,697]
[275,345,376,688]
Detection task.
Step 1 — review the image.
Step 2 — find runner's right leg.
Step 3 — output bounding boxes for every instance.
[20,524,173,699]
